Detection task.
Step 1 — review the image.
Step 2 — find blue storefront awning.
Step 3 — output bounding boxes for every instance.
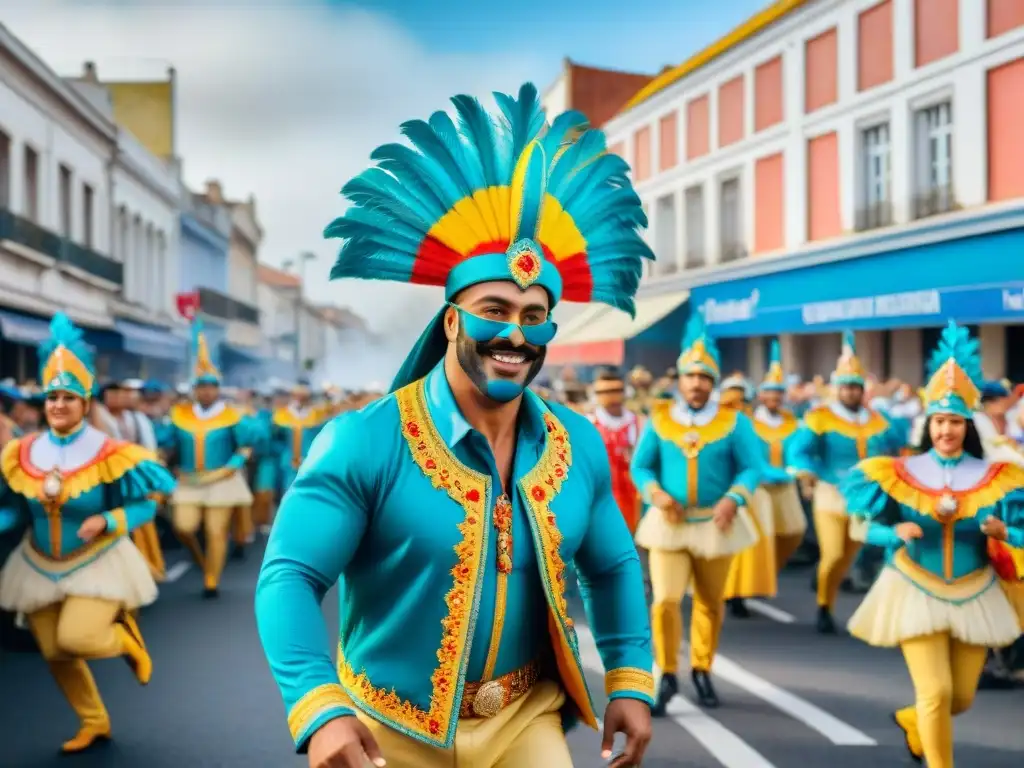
[115,320,188,363]
[220,342,263,364]
[0,310,51,345]
[691,225,1024,338]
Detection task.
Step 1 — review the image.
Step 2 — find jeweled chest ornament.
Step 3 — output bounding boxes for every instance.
[506,239,543,290]
[43,466,64,500]
[494,493,513,574]
[937,492,958,517]
[681,430,701,459]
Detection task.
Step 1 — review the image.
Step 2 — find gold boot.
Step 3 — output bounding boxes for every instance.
[47,659,112,753]
[893,707,923,763]
[118,613,152,686]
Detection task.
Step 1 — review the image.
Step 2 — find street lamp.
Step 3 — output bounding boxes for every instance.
[282,251,317,374]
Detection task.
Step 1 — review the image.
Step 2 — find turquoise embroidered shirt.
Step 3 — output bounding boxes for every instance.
[630,399,766,511]
[0,425,175,576]
[160,402,253,474]
[842,452,1024,597]
[255,362,654,751]
[788,404,905,486]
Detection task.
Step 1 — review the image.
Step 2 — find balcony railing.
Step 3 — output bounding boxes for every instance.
[855,201,894,232]
[719,242,748,263]
[197,286,260,325]
[0,207,123,286]
[912,184,957,220]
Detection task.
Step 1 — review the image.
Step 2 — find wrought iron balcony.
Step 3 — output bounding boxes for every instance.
[0,207,123,286]
[855,201,894,232]
[197,286,260,325]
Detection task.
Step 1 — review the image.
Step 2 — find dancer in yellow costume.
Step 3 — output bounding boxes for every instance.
[162,322,254,597]
[788,331,904,633]
[0,314,174,753]
[631,313,764,712]
[725,341,807,618]
[842,322,1024,767]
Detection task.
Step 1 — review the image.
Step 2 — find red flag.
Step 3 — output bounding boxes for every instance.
[176,291,200,321]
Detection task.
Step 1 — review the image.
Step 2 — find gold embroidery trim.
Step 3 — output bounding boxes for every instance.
[649,401,739,450]
[287,683,352,742]
[604,668,656,699]
[803,406,890,443]
[335,379,488,744]
[753,412,797,468]
[170,403,244,472]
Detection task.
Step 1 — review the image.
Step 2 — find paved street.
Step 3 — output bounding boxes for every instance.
[2,542,1022,767]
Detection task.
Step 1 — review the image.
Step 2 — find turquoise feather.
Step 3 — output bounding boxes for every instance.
[38,312,94,379]
[770,339,782,366]
[326,81,654,312]
[841,329,856,356]
[681,311,721,367]
[926,320,983,387]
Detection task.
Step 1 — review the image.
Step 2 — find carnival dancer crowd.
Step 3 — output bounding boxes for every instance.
[0,81,1022,768]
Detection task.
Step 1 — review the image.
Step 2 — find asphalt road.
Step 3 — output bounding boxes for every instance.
[2,541,1022,768]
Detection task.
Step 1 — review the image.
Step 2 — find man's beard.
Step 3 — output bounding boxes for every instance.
[455,326,546,402]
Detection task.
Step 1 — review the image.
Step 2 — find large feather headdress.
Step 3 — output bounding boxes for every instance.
[677,311,720,383]
[923,321,983,418]
[191,318,221,386]
[39,313,95,399]
[833,330,866,386]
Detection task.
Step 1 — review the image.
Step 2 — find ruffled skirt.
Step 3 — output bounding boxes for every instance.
[0,537,158,615]
[635,505,757,558]
[724,490,777,598]
[765,484,807,537]
[172,471,253,507]
[848,563,1021,649]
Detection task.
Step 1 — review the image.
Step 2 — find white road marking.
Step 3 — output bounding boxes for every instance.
[745,599,797,624]
[711,654,877,746]
[164,561,192,583]
[575,624,777,767]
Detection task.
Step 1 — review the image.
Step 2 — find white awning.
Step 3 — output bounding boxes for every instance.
[552,303,608,341]
[553,290,689,345]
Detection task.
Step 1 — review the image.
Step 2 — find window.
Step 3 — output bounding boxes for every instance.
[0,131,10,209]
[653,194,677,276]
[913,101,954,218]
[82,183,94,247]
[684,185,705,268]
[23,146,39,221]
[59,165,72,237]
[857,123,892,230]
[719,176,745,262]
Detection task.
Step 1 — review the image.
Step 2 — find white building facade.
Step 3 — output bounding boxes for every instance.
[0,24,121,381]
[594,0,1024,384]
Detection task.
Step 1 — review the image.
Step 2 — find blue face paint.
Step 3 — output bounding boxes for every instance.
[449,304,554,403]
[450,304,557,346]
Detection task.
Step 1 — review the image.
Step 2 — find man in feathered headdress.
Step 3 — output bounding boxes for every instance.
[255,84,655,768]
[630,312,766,712]
[160,321,255,598]
[788,331,905,633]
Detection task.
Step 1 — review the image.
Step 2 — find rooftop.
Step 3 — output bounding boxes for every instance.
[258,263,301,289]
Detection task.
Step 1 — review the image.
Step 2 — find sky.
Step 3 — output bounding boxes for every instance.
[1,0,767,371]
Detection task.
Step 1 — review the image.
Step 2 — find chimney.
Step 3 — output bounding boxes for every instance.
[204,179,224,204]
[82,61,98,83]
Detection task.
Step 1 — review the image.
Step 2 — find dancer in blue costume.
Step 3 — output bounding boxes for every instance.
[842,321,1024,767]
[249,390,278,534]
[271,379,330,495]
[162,321,254,597]
[0,314,175,753]
[256,83,656,768]
[630,313,765,712]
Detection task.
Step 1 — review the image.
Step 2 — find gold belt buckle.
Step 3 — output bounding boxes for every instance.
[471,680,505,718]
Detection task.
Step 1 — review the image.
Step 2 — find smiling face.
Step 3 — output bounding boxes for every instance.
[929,412,967,456]
[444,280,551,402]
[45,390,87,433]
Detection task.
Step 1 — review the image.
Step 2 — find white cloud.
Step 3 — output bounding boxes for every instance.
[1,1,547,365]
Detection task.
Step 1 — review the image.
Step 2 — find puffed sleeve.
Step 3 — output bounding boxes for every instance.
[841,456,903,548]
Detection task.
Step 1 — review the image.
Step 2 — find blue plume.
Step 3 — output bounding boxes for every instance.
[770,339,781,366]
[38,312,94,376]
[926,320,982,386]
[841,330,856,356]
